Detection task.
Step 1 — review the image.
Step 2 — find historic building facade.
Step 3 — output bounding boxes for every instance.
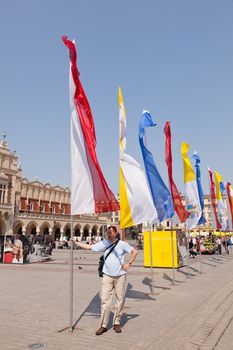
[0,135,113,241]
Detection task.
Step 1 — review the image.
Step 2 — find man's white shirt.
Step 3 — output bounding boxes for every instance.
[91,239,133,276]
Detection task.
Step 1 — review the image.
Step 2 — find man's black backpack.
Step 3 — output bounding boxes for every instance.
[98,240,119,277]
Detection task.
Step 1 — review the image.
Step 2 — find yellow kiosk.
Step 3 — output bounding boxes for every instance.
[144,230,187,268]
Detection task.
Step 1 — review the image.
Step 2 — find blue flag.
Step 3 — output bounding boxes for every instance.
[139,110,174,222]
[192,151,206,225]
[220,181,225,195]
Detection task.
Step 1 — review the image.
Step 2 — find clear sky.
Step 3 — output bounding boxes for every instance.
[1,0,233,196]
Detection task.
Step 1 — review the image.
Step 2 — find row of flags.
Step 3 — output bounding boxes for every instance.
[63,37,233,232]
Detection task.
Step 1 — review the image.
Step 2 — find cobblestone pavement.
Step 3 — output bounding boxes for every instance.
[1,250,233,350]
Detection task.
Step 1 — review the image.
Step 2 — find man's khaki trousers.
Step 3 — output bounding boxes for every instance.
[100,274,126,328]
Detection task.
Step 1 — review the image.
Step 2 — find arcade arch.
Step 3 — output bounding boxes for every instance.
[13,220,23,235]
[40,222,51,242]
[99,225,107,238]
[91,225,98,237]
[26,221,37,236]
[74,224,82,237]
[0,219,6,235]
[63,224,71,240]
[83,224,90,241]
[40,222,51,234]
[54,223,61,241]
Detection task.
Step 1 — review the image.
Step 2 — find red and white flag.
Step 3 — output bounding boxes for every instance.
[62,36,119,215]
[226,182,233,231]
[164,122,189,223]
[208,167,222,230]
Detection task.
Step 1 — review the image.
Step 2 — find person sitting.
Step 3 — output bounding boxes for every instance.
[189,248,197,258]
[189,239,197,258]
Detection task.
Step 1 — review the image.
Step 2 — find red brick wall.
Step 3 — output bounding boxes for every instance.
[30,199,39,212]
[20,198,27,211]
[19,198,71,215]
[50,202,59,214]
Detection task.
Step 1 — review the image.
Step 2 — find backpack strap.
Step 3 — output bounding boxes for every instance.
[104,240,119,261]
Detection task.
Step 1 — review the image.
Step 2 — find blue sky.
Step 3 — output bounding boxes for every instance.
[1,0,233,195]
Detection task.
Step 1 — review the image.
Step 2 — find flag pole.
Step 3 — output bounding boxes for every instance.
[69,214,74,332]
[3,231,7,263]
[149,224,155,294]
[184,220,189,276]
[187,229,191,278]
[199,227,202,274]
[170,218,175,285]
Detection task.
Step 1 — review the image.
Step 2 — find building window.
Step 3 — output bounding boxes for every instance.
[41,204,45,213]
[29,203,34,212]
[52,206,56,214]
[61,207,65,214]
[0,183,6,203]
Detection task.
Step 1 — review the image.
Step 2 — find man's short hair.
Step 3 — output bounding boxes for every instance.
[108,226,117,234]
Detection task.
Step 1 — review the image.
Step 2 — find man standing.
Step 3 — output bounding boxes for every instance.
[76,225,138,335]
[216,237,222,255]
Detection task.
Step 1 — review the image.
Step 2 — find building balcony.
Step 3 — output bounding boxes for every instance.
[0,202,12,211]
[16,211,107,224]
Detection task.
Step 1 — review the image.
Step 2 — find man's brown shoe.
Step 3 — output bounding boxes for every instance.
[95,327,107,336]
[113,325,122,333]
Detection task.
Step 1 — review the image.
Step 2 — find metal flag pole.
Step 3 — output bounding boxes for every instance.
[224,231,228,254]
[199,227,202,274]
[230,231,233,255]
[69,214,74,332]
[149,224,155,294]
[170,218,175,285]
[230,230,232,255]
[184,220,190,277]
[187,229,191,278]
[3,230,7,264]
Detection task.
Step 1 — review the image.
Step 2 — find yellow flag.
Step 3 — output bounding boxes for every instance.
[119,87,157,228]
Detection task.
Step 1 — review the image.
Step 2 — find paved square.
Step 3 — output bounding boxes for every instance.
[1,250,233,350]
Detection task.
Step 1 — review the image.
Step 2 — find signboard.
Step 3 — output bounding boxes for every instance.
[144,230,178,268]
[0,235,53,264]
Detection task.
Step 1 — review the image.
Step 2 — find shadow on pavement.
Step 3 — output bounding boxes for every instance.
[176,269,195,278]
[163,273,185,285]
[73,292,101,329]
[218,256,233,261]
[121,313,139,327]
[209,258,224,264]
[73,281,153,329]
[127,281,156,299]
[189,266,200,273]
[142,277,171,292]
[202,261,216,267]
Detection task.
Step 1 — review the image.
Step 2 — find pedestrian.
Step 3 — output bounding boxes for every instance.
[216,237,222,255]
[196,238,200,253]
[227,236,233,253]
[227,236,232,254]
[222,237,227,254]
[75,225,138,335]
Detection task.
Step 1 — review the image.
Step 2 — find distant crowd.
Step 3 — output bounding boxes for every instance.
[189,234,233,257]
